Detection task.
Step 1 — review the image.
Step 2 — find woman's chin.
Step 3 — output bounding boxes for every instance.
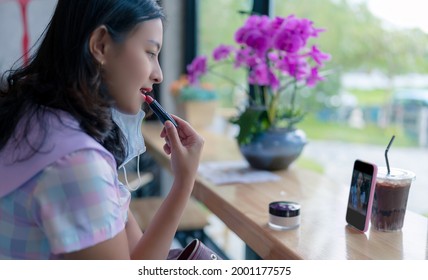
[129,107,142,115]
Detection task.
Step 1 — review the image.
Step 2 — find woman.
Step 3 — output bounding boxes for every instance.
[350,172,364,210]
[0,0,204,259]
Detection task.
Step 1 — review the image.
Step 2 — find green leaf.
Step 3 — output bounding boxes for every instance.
[230,107,266,145]
[276,106,306,128]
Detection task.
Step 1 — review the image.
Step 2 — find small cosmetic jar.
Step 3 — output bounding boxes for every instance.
[268,201,301,230]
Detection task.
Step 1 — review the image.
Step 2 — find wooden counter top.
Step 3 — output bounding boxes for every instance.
[142,122,428,259]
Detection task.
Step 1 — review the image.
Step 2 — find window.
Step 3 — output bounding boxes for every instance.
[198,0,253,108]
[198,0,427,216]
[274,0,428,215]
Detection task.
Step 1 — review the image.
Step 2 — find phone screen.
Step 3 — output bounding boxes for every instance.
[348,171,373,215]
[346,160,377,232]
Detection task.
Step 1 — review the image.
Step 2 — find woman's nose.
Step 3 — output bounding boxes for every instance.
[151,64,163,84]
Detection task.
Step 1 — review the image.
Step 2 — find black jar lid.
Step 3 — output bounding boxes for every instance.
[269,201,300,217]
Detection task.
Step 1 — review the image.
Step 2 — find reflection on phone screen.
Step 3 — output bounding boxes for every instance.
[348,171,373,215]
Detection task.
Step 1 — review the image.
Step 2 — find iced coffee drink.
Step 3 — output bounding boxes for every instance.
[371,167,415,232]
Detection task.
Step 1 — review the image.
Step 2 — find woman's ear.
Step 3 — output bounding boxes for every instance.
[89,25,111,65]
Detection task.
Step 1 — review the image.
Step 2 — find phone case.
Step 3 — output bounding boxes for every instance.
[346,160,378,232]
[362,164,377,232]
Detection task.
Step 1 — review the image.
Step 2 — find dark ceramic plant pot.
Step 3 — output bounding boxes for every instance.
[239,127,307,171]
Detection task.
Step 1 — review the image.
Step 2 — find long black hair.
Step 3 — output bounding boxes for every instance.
[0,0,164,166]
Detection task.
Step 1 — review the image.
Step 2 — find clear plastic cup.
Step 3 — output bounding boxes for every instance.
[371,167,416,232]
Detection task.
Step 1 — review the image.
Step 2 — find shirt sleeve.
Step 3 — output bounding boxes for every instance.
[31,149,131,255]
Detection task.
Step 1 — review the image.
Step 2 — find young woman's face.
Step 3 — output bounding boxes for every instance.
[103,18,163,114]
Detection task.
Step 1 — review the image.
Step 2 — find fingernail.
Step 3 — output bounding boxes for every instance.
[165,121,173,128]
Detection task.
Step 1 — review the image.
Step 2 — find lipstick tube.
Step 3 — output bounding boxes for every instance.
[143,94,178,127]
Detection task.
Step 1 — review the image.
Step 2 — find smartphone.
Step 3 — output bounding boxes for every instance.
[346,159,377,232]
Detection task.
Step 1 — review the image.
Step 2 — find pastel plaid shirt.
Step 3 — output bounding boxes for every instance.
[0,149,130,259]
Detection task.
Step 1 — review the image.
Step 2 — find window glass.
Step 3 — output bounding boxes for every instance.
[274,0,428,215]
[198,0,253,108]
[199,0,427,215]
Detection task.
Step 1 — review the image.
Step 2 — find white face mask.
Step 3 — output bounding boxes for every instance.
[111,108,147,191]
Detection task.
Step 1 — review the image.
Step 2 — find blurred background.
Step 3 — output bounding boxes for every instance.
[1,0,427,258]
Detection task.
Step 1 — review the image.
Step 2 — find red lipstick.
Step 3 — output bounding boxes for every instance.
[141,92,178,127]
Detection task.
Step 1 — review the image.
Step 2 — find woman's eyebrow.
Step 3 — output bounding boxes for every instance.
[147,39,161,51]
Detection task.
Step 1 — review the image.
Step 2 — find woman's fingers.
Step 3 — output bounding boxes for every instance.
[163,143,171,155]
[163,121,180,150]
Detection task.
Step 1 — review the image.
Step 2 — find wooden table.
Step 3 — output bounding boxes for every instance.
[142,122,428,259]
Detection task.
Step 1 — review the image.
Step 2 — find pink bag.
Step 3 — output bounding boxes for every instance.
[168,239,222,260]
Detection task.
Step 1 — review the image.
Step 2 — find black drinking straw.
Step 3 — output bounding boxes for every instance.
[385,135,395,175]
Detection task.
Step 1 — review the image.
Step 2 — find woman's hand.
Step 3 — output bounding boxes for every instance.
[160,115,204,186]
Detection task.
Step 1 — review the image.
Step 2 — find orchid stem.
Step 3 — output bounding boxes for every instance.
[209,70,249,96]
[268,87,278,126]
[290,79,297,112]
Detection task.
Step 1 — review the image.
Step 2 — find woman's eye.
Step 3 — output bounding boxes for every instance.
[147,52,156,59]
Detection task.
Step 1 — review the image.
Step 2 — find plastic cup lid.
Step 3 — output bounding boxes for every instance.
[377,167,416,181]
